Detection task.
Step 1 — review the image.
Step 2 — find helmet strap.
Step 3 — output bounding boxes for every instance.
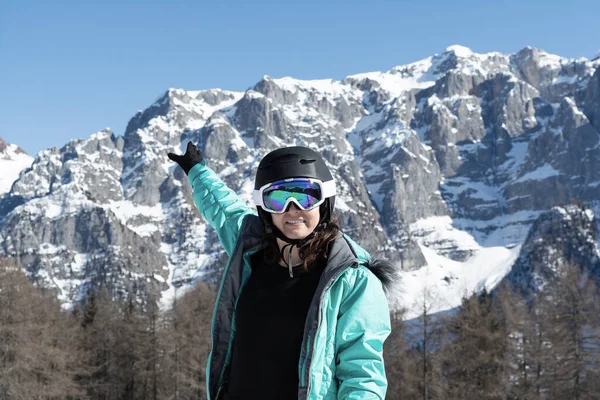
[280,243,295,277]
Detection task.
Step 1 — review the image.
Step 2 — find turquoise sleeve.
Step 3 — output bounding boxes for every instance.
[187,161,255,256]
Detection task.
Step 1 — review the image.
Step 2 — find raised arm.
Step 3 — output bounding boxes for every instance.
[168,142,254,255]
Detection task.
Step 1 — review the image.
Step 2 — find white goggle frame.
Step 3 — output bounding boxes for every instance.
[252,177,336,214]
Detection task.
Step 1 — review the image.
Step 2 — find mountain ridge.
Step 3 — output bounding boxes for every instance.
[1,45,599,317]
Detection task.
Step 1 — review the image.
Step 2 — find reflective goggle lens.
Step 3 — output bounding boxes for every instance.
[262,179,322,213]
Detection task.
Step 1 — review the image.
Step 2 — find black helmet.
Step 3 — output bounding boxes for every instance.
[254,146,336,243]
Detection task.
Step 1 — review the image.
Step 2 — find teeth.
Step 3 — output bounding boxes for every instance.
[286,220,304,224]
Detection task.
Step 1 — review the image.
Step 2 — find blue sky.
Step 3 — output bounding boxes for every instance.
[1,0,599,155]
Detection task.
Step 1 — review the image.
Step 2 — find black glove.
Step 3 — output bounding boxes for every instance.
[167,141,203,175]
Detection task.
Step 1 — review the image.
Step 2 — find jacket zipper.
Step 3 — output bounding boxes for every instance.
[299,328,314,385]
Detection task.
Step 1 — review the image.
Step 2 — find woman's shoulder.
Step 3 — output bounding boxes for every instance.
[333,235,398,300]
[336,262,381,289]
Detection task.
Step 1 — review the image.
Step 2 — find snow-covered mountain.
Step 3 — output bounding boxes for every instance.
[1,45,599,317]
[0,137,33,195]
[505,203,600,293]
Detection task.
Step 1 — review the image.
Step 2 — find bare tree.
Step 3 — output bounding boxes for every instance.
[385,308,421,400]
[537,267,600,400]
[496,284,546,400]
[0,258,84,399]
[443,289,508,400]
[77,288,128,400]
[160,281,215,400]
[405,287,447,400]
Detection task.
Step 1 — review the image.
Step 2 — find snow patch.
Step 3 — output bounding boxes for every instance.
[536,51,565,69]
[445,45,474,58]
[0,144,33,195]
[399,244,521,319]
[409,216,481,253]
[271,77,354,100]
[514,163,560,183]
[553,74,579,85]
[348,56,440,99]
[585,209,595,222]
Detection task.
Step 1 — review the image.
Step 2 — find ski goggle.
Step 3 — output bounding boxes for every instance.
[253,178,336,214]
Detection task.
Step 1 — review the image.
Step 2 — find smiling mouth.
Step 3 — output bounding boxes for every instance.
[285,220,305,225]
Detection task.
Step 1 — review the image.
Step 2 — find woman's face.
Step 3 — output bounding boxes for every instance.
[271,203,321,240]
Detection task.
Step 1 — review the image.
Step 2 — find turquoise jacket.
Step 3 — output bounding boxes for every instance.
[188,161,393,400]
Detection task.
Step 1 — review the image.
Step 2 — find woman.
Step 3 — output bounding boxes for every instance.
[168,143,395,400]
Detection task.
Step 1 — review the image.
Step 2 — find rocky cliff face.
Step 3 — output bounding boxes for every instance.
[1,45,599,310]
[504,203,600,293]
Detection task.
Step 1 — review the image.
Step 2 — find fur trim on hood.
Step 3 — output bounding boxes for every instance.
[364,258,402,302]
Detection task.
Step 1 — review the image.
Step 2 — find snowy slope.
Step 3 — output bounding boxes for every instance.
[400,244,521,319]
[0,138,33,195]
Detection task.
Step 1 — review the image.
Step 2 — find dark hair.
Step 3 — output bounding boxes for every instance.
[263,212,340,272]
